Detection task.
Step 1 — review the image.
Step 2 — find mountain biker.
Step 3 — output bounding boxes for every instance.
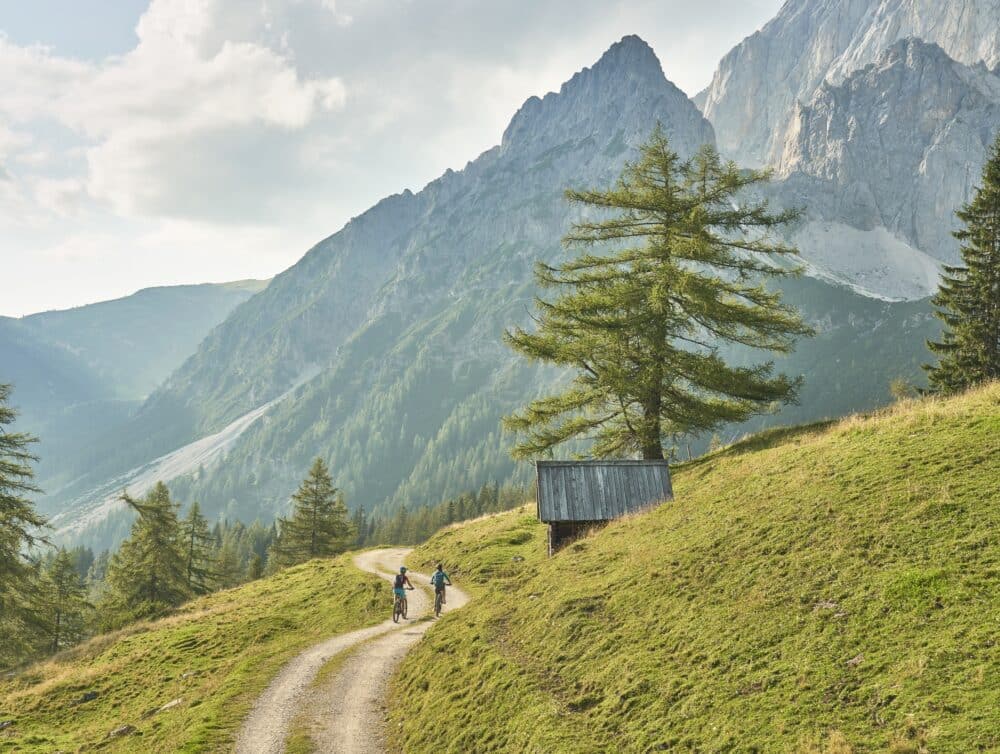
[394,566,414,611]
[429,563,452,604]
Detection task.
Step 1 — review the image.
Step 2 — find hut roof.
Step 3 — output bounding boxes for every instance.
[535,460,673,523]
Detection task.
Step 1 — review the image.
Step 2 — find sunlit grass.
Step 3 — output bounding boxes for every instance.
[392,383,1000,752]
[0,556,385,752]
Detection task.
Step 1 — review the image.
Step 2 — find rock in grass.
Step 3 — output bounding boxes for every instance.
[107,724,136,738]
[141,698,183,719]
[159,698,183,713]
[0,720,14,731]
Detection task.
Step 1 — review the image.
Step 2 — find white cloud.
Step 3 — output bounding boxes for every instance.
[0,0,346,221]
[1,0,784,317]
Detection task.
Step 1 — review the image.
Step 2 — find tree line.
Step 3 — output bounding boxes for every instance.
[0,403,527,670]
[353,480,532,547]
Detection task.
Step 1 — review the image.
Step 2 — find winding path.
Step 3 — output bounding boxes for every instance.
[235,548,468,754]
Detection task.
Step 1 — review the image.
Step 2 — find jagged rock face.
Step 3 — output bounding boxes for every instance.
[702,0,1000,165]
[776,39,1000,265]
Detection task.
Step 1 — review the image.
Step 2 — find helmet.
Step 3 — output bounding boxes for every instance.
[436,563,443,570]
[399,566,407,573]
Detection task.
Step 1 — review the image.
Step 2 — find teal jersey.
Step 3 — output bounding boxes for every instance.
[430,570,449,587]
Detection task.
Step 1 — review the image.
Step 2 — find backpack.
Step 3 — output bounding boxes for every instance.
[394,574,405,589]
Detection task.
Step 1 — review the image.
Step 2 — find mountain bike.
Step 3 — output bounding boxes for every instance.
[393,592,408,622]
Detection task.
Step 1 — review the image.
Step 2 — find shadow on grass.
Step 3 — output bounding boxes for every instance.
[677,420,837,471]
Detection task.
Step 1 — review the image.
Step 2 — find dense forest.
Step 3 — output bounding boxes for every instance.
[0,396,529,671]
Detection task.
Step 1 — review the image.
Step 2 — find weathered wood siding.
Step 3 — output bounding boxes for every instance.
[535,460,673,523]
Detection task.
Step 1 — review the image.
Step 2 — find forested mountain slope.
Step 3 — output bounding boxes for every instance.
[20,279,268,401]
[0,280,267,493]
[395,384,1000,752]
[46,36,717,530]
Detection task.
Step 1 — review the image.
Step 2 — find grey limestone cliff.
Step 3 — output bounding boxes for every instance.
[702,0,1000,166]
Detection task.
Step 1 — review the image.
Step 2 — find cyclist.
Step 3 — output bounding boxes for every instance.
[394,566,414,614]
[429,563,452,604]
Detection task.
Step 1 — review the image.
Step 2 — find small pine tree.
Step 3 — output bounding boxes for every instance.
[925,132,1000,392]
[40,549,89,653]
[272,459,354,568]
[245,552,264,581]
[214,537,243,589]
[100,483,190,627]
[504,128,812,459]
[0,384,46,667]
[180,502,215,594]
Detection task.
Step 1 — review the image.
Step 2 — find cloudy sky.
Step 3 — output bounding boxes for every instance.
[0,0,781,316]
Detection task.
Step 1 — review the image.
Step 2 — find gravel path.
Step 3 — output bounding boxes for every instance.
[305,553,468,753]
[234,548,467,754]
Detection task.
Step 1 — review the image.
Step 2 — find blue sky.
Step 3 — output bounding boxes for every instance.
[0,0,147,59]
[0,0,782,316]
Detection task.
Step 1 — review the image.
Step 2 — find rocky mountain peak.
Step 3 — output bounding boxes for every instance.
[500,35,713,160]
[590,34,666,81]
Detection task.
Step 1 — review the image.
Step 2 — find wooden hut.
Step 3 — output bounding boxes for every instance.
[535,460,673,555]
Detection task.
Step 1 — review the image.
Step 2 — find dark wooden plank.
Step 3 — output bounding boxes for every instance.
[611,466,628,516]
[537,461,672,522]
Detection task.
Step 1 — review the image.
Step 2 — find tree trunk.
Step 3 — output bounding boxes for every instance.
[52,607,62,654]
[641,440,665,460]
[640,390,664,460]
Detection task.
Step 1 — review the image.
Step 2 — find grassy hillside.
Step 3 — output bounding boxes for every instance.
[0,556,384,752]
[393,385,1000,752]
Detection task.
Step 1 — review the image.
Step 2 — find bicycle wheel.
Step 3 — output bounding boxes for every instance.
[402,598,408,620]
[393,598,402,623]
[434,591,443,617]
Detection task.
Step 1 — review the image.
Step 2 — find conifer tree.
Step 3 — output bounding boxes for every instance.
[0,384,46,667]
[272,458,353,568]
[40,548,89,653]
[245,552,264,581]
[504,128,812,459]
[925,132,1000,392]
[213,522,246,588]
[100,482,189,627]
[180,501,215,594]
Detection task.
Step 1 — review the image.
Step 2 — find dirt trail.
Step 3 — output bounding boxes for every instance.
[234,547,467,754]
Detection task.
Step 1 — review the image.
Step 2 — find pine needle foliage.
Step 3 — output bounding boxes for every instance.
[272,458,353,568]
[0,383,46,667]
[925,132,1000,393]
[99,482,190,628]
[504,128,813,459]
[181,501,215,594]
[39,549,89,653]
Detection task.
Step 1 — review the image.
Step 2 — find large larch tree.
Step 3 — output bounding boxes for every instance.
[504,128,812,459]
